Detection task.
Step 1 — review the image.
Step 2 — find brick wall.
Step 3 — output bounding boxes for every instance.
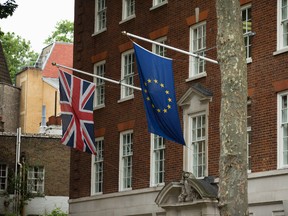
[70,0,288,199]
[0,133,70,196]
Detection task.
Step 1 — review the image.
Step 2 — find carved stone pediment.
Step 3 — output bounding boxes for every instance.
[155,171,218,206]
[178,83,213,107]
[178,171,218,203]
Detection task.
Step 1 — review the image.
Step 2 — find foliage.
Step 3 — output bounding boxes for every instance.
[0,32,38,83]
[45,208,67,216]
[0,0,18,19]
[44,20,74,45]
[4,213,17,216]
[3,164,37,216]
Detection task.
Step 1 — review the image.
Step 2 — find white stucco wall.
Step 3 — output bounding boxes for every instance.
[0,195,68,216]
[248,169,288,216]
[69,170,288,216]
[69,187,165,216]
[26,196,69,215]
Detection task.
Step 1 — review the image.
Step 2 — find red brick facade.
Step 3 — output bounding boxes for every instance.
[70,0,288,199]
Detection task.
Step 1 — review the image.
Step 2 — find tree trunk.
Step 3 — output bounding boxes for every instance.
[216,0,248,215]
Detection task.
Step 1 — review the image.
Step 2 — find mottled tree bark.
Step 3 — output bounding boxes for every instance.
[216,0,248,215]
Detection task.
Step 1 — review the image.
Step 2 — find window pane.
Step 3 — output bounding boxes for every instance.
[121,132,133,189]
[96,0,106,31]
[283,137,288,165]
[152,134,165,185]
[242,6,252,58]
[94,62,105,106]
[0,164,7,191]
[282,0,288,20]
[153,38,166,57]
[27,166,44,193]
[191,115,206,178]
[126,0,135,17]
[283,21,288,46]
[282,95,288,123]
[280,93,288,167]
[122,52,134,97]
[191,23,206,76]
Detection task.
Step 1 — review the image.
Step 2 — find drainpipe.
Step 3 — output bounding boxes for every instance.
[14,127,21,215]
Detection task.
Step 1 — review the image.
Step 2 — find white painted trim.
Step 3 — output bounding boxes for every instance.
[189,21,207,78]
[120,49,135,99]
[91,137,104,196]
[150,0,168,10]
[277,91,288,169]
[119,130,133,191]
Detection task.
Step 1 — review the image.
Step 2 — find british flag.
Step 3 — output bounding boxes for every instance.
[58,69,97,154]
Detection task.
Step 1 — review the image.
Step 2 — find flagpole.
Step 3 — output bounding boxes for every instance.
[122,31,218,65]
[52,62,142,91]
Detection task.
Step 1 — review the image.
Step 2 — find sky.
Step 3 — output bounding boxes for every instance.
[0,0,74,53]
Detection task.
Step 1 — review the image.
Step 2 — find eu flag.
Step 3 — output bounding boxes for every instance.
[133,43,185,145]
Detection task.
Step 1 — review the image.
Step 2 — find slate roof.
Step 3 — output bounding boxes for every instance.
[192,83,213,97]
[42,77,59,89]
[0,41,12,85]
[188,176,218,198]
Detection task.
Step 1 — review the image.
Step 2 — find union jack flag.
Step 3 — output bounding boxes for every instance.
[58,69,97,154]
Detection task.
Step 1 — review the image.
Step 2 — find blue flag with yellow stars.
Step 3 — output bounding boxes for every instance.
[133,42,185,145]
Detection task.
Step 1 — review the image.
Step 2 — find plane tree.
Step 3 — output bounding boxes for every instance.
[216,0,248,215]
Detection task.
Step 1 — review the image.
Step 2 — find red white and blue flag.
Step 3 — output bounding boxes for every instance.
[58,69,97,154]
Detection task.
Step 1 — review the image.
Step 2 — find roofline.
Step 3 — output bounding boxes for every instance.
[0,82,21,90]
[16,66,41,76]
[41,41,73,50]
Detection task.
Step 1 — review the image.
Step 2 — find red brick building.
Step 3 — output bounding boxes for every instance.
[69,0,288,215]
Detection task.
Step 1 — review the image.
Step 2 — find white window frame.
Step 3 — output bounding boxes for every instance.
[150,134,165,187]
[93,60,105,108]
[152,0,168,8]
[189,22,207,79]
[277,0,288,52]
[91,137,104,195]
[152,37,167,57]
[119,130,133,191]
[180,87,211,179]
[242,4,252,63]
[277,91,288,169]
[27,166,45,194]
[0,164,8,191]
[122,0,135,21]
[247,101,252,173]
[94,0,107,34]
[120,50,134,100]
[189,113,207,178]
